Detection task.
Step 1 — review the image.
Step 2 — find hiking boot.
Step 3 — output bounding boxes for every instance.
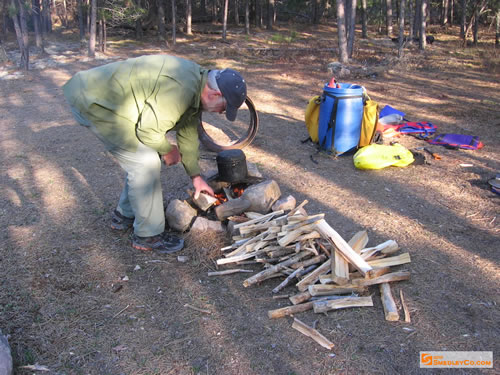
[111,210,134,231]
[131,232,184,254]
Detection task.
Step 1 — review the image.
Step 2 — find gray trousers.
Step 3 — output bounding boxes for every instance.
[71,107,165,237]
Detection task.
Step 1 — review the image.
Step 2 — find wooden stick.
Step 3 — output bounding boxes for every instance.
[272,267,304,294]
[290,254,326,269]
[216,249,267,265]
[349,266,391,279]
[368,253,411,268]
[308,284,367,297]
[243,251,310,287]
[351,271,410,287]
[379,283,399,321]
[292,318,334,350]
[289,291,312,305]
[296,259,332,292]
[268,301,314,319]
[233,210,284,229]
[207,269,254,276]
[400,289,411,323]
[317,241,331,257]
[184,304,211,314]
[286,200,308,217]
[281,214,325,232]
[313,296,373,313]
[315,220,373,276]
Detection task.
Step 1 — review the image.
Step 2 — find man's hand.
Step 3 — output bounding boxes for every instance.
[192,175,214,199]
[162,146,181,166]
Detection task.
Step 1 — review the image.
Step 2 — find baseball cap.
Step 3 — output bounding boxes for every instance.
[208,69,247,121]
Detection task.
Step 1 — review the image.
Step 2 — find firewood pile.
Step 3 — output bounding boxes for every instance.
[213,200,412,349]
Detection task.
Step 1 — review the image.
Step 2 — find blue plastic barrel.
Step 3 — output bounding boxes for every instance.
[317,83,364,154]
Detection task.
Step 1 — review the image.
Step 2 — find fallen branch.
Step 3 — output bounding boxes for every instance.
[208,269,254,276]
[184,304,211,314]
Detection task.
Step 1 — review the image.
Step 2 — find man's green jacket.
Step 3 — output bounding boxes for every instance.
[63,54,208,176]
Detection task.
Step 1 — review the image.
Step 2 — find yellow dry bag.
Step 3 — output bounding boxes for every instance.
[304,96,321,143]
[353,143,414,170]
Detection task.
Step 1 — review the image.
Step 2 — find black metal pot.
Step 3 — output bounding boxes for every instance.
[216,149,248,183]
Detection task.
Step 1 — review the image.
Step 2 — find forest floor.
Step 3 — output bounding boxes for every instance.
[0,22,499,375]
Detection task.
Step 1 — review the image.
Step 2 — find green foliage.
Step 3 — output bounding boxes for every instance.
[270,30,298,44]
[8,3,18,18]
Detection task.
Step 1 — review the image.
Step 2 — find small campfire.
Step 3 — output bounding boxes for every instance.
[213,183,247,206]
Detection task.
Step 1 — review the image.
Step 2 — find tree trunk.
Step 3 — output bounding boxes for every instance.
[200,0,206,17]
[234,0,239,25]
[441,0,448,25]
[171,0,176,46]
[459,0,465,39]
[386,0,393,36]
[77,0,85,41]
[42,0,52,32]
[222,0,228,40]
[419,0,426,50]
[135,0,143,39]
[347,0,356,57]
[267,0,274,30]
[496,9,499,45]
[102,16,107,52]
[450,0,453,26]
[245,0,250,34]
[61,0,68,27]
[312,0,319,24]
[186,0,192,34]
[408,0,414,39]
[336,0,348,63]
[398,0,406,58]
[11,0,29,69]
[32,0,44,52]
[361,0,367,38]
[413,0,421,40]
[472,5,478,45]
[158,0,166,41]
[88,0,96,57]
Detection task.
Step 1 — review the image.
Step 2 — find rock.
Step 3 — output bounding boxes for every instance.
[215,197,252,221]
[0,330,13,375]
[191,217,225,232]
[165,199,197,232]
[327,62,351,78]
[272,195,296,212]
[246,162,263,178]
[240,179,281,214]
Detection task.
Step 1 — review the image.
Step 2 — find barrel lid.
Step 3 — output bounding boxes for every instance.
[216,149,246,162]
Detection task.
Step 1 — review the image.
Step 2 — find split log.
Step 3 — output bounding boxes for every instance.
[348,230,369,254]
[332,250,350,285]
[192,191,218,211]
[308,284,367,297]
[379,283,399,321]
[351,266,391,279]
[313,296,374,313]
[400,289,411,323]
[368,253,411,268]
[315,220,373,276]
[351,271,410,287]
[289,291,312,305]
[268,301,314,319]
[277,224,316,246]
[272,267,304,294]
[361,240,399,260]
[292,318,334,350]
[296,259,332,292]
[243,251,309,287]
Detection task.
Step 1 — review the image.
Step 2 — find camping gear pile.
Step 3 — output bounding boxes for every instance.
[304,77,484,170]
[213,201,412,349]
